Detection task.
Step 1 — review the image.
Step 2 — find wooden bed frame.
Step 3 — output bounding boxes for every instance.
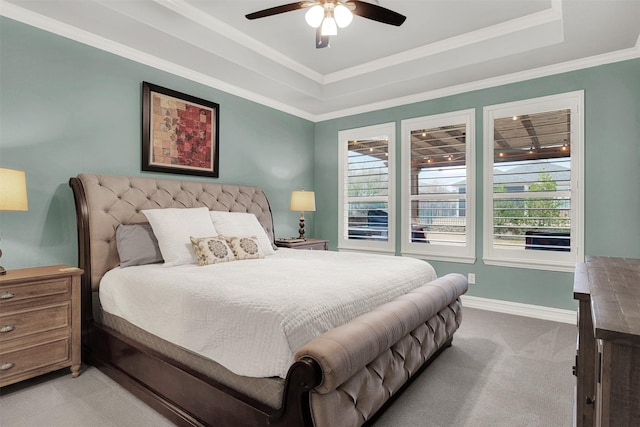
[69,173,468,427]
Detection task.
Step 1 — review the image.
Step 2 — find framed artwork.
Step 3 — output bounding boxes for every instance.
[142,82,220,178]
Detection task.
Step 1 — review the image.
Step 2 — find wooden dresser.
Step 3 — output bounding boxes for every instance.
[573,256,640,427]
[0,265,83,387]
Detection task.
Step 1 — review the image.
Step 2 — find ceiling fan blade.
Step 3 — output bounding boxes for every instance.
[316,27,330,49]
[245,2,310,20]
[349,0,406,26]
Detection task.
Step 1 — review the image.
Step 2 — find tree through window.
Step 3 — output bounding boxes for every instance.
[483,92,584,271]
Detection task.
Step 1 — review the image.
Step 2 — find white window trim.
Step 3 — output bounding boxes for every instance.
[400,109,476,263]
[338,122,396,255]
[482,91,584,272]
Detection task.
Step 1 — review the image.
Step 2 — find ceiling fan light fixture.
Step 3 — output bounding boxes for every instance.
[334,4,353,28]
[321,15,338,36]
[305,5,324,28]
[246,0,406,49]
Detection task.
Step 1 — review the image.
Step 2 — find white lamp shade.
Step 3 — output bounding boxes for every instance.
[305,5,324,28]
[334,4,353,28]
[290,190,316,212]
[0,168,28,211]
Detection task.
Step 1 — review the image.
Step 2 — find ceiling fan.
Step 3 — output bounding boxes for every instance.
[245,1,406,49]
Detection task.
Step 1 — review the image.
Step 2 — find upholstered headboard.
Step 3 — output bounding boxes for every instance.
[69,174,275,292]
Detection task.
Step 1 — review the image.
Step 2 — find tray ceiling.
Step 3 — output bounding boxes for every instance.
[2,0,639,121]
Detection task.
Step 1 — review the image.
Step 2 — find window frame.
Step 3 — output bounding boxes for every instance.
[338,122,396,254]
[400,109,476,263]
[482,91,584,272]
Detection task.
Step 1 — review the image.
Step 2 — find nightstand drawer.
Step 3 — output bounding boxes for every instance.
[0,303,70,342]
[0,265,82,386]
[0,336,71,383]
[0,278,70,306]
[294,241,328,250]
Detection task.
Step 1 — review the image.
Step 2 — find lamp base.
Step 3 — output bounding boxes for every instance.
[0,266,5,275]
[298,215,306,240]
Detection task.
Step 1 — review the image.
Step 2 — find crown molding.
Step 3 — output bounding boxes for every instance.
[149,0,324,83]
[315,43,640,122]
[2,0,638,123]
[0,1,316,121]
[324,2,563,84]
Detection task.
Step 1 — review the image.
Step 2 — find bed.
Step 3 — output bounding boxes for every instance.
[69,173,468,427]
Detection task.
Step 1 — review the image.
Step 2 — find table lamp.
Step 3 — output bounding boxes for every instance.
[290,190,316,239]
[0,168,29,275]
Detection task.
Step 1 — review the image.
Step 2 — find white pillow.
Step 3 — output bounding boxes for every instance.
[209,211,275,256]
[142,207,218,266]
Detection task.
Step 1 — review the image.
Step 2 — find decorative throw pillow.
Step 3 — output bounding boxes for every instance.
[115,223,163,267]
[224,236,264,260]
[190,236,236,266]
[209,211,276,256]
[142,207,218,266]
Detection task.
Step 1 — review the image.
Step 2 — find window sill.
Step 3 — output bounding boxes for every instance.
[337,247,396,256]
[401,251,476,264]
[483,256,577,273]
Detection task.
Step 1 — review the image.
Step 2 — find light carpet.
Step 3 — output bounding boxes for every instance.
[0,308,576,427]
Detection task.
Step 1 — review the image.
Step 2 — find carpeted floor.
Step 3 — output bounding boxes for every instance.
[0,308,576,427]
[371,308,576,427]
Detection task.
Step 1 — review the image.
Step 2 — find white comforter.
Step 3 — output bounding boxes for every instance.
[99,249,436,378]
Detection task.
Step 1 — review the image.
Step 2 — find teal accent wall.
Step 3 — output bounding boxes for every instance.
[2,17,639,311]
[0,18,314,269]
[314,59,640,310]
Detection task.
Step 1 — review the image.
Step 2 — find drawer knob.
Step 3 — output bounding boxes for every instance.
[0,325,15,333]
[0,292,16,300]
[0,362,15,371]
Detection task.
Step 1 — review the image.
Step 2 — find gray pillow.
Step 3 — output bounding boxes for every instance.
[116,223,163,267]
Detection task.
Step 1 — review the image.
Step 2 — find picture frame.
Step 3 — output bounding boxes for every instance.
[142,82,220,178]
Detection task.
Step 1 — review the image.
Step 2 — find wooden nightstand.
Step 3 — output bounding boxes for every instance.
[275,238,328,251]
[0,265,83,387]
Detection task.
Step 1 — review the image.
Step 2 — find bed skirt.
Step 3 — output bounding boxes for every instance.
[94,294,284,409]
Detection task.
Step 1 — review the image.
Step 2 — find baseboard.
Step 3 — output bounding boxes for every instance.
[461,295,577,324]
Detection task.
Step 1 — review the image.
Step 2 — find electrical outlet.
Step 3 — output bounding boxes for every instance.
[468,273,476,284]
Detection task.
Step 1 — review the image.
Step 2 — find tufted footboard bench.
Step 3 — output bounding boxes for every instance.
[296,273,467,426]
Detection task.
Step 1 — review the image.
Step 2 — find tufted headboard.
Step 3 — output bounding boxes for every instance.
[69,174,275,293]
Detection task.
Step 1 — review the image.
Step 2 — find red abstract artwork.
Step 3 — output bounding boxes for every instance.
[151,95,214,169]
[143,82,219,178]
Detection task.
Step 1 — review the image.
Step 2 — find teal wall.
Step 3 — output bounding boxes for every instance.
[314,59,640,310]
[0,18,314,269]
[2,17,639,311]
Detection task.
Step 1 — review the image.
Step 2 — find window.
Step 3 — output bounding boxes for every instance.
[338,123,395,253]
[483,91,584,271]
[401,110,475,262]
